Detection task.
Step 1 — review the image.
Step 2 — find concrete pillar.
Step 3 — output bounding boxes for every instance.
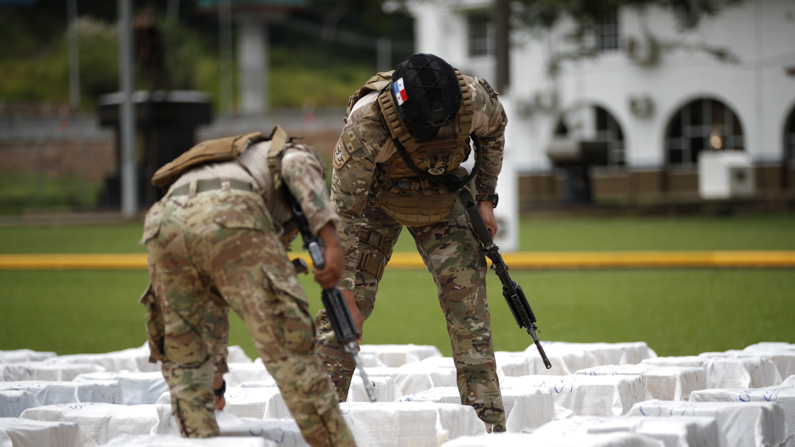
[237,16,268,115]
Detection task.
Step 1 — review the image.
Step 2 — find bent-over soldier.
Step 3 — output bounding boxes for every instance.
[315,53,508,432]
[140,126,356,446]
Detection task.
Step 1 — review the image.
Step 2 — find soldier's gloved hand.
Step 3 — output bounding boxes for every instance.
[478,201,499,239]
[315,222,343,290]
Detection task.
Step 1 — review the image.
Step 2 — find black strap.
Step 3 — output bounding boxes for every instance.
[390,134,483,192]
[213,379,226,397]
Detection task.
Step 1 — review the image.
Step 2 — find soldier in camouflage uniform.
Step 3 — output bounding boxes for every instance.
[140,128,357,446]
[314,53,508,432]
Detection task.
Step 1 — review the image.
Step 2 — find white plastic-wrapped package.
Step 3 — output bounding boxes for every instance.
[1,362,105,382]
[358,344,443,368]
[784,376,795,387]
[0,350,57,364]
[0,417,97,447]
[502,374,650,417]
[532,415,725,447]
[443,432,665,447]
[225,359,274,388]
[740,345,795,381]
[690,386,795,446]
[43,345,158,373]
[577,364,708,401]
[0,391,41,417]
[20,403,179,444]
[627,400,787,447]
[523,342,600,375]
[397,386,559,433]
[363,362,457,396]
[347,374,402,403]
[226,346,253,364]
[339,401,485,446]
[495,352,534,378]
[697,354,783,389]
[0,380,122,405]
[73,372,167,405]
[105,434,271,446]
[642,357,708,369]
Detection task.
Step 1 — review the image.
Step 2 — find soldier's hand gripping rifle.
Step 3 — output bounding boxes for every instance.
[283,185,378,402]
[459,187,553,369]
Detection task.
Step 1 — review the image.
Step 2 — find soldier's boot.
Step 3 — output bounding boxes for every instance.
[314,308,357,401]
[162,359,219,437]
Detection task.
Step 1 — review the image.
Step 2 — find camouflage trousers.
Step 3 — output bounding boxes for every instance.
[314,200,506,432]
[142,185,356,446]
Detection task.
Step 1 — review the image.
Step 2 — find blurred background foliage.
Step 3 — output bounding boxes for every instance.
[0,0,415,111]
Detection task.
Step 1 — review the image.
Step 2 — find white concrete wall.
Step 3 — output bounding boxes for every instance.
[407,0,795,173]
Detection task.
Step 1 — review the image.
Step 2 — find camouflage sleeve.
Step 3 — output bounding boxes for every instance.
[469,76,508,196]
[281,145,340,236]
[330,109,382,291]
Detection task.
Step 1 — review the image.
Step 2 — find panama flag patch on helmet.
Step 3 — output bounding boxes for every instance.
[394,78,408,105]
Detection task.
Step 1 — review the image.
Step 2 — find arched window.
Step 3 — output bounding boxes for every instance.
[665,98,744,167]
[552,105,625,166]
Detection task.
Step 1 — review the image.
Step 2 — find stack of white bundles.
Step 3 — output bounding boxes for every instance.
[741,343,795,380]
[225,359,274,387]
[214,411,372,447]
[697,353,782,389]
[358,344,443,368]
[1,362,105,382]
[43,344,158,373]
[0,349,57,364]
[163,386,290,420]
[577,364,708,401]
[227,346,253,364]
[627,400,787,447]
[0,380,122,405]
[20,403,180,444]
[0,417,97,447]
[0,391,41,417]
[501,374,649,417]
[105,434,271,447]
[397,386,559,433]
[531,415,723,447]
[785,376,795,387]
[346,373,402,402]
[555,342,658,366]
[690,386,795,446]
[442,432,665,447]
[339,401,485,446]
[73,372,167,405]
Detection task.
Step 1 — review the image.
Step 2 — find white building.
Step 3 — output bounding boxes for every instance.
[406,0,795,206]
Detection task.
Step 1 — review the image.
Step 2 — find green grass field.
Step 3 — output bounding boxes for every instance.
[1,214,794,359]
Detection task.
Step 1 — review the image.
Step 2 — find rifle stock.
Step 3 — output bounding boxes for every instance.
[460,187,552,369]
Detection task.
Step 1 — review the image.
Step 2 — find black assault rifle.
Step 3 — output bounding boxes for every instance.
[459,187,553,369]
[283,185,378,402]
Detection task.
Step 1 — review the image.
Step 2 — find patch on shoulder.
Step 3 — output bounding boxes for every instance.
[332,136,350,170]
[476,77,499,100]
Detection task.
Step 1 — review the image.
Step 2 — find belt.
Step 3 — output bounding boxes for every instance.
[169,178,256,197]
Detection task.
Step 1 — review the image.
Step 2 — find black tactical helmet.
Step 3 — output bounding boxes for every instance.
[391,53,463,141]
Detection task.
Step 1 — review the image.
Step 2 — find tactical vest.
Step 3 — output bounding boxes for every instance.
[151,126,292,201]
[346,70,475,226]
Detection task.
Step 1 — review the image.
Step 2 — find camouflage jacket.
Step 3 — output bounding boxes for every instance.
[330,74,507,288]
